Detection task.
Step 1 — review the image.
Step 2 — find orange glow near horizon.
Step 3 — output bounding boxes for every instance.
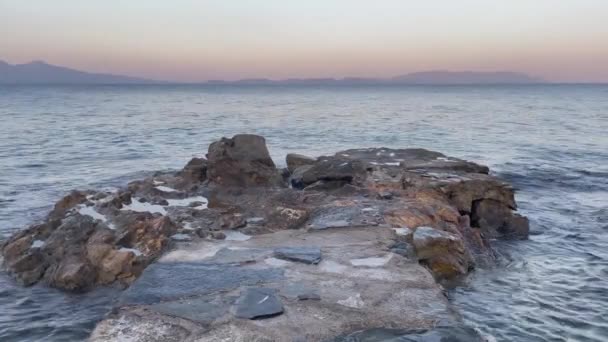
[1,1,607,82]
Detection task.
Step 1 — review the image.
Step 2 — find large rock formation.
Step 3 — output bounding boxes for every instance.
[206,134,284,187]
[1,134,527,341]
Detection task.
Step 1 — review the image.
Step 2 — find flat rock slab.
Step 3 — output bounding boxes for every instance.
[233,287,284,319]
[274,246,322,264]
[151,297,232,325]
[325,326,486,342]
[120,262,284,305]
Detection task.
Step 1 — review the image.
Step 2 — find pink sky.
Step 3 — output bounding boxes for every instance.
[1,1,607,82]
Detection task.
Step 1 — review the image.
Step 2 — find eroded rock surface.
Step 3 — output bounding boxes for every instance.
[1,133,527,341]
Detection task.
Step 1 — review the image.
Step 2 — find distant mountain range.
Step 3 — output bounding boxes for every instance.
[0,60,154,84]
[0,60,544,85]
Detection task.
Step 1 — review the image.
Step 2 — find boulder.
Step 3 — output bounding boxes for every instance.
[286,153,316,173]
[47,257,96,292]
[471,199,529,239]
[412,226,472,280]
[206,134,284,187]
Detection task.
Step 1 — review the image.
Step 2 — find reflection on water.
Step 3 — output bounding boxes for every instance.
[0,84,607,341]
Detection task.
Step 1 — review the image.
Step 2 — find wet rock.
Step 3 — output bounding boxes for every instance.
[47,257,96,292]
[116,215,177,258]
[97,250,136,284]
[206,134,284,187]
[48,190,88,219]
[178,157,208,183]
[412,226,471,280]
[274,246,322,264]
[232,287,284,319]
[471,199,529,239]
[326,325,486,342]
[286,153,316,173]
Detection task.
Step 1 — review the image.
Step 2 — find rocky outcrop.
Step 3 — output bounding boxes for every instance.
[206,134,284,187]
[2,134,527,341]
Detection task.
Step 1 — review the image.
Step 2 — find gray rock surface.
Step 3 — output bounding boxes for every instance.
[286,153,316,173]
[274,246,322,264]
[232,287,284,319]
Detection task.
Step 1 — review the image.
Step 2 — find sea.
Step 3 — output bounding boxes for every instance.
[0,84,606,341]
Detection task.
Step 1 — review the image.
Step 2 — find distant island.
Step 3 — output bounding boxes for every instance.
[0,60,543,85]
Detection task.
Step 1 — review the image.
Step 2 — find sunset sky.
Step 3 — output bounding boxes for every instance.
[1,0,607,82]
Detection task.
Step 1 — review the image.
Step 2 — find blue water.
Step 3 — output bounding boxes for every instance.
[0,84,607,341]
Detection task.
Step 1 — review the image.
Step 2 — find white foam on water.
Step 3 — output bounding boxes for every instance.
[383,162,400,166]
[155,185,178,193]
[265,257,291,267]
[121,200,167,215]
[393,227,412,236]
[223,231,251,241]
[118,247,143,256]
[171,233,191,241]
[361,207,375,212]
[153,180,165,185]
[389,152,395,157]
[182,222,195,230]
[78,205,117,229]
[350,254,393,267]
[160,243,225,262]
[166,196,208,209]
[31,240,44,248]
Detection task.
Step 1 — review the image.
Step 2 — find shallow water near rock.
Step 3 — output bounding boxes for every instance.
[1,84,607,341]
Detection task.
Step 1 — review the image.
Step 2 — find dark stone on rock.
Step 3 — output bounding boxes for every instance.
[297,292,321,301]
[274,247,322,264]
[325,325,486,342]
[178,157,208,183]
[246,217,266,225]
[290,158,368,189]
[303,180,349,192]
[335,147,489,174]
[233,287,284,319]
[217,213,247,230]
[286,153,316,173]
[120,262,284,305]
[206,134,284,187]
[378,191,393,200]
[289,165,314,189]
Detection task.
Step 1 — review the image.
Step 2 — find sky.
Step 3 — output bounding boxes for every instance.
[1,0,607,82]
